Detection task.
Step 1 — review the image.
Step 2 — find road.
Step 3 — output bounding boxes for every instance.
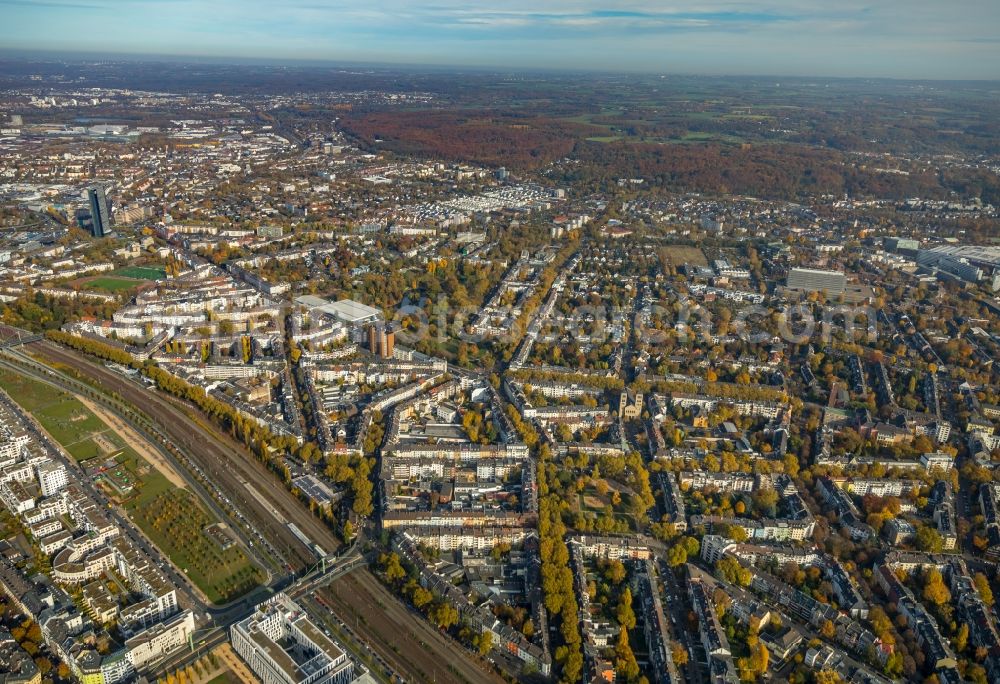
[658,559,705,684]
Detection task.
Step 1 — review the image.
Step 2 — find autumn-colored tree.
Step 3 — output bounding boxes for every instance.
[955,623,969,653]
[614,627,640,682]
[604,559,627,584]
[666,545,687,567]
[716,556,752,587]
[429,601,459,629]
[411,586,433,610]
[476,630,493,655]
[617,587,636,630]
[923,568,951,606]
[974,572,995,607]
[379,553,406,584]
[521,618,534,638]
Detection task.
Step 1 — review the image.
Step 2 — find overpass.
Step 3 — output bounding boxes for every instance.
[145,550,367,680]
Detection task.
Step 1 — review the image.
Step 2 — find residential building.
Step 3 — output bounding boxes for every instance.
[37,461,68,497]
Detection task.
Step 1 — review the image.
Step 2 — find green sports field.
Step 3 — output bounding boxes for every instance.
[113,266,166,280]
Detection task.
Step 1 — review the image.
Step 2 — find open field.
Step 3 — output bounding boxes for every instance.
[581,492,609,510]
[114,266,166,280]
[0,369,107,459]
[316,570,504,684]
[659,245,708,266]
[79,395,188,489]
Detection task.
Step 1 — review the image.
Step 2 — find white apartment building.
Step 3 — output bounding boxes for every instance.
[37,461,69,497]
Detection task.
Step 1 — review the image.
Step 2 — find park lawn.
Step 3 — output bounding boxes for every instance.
[38,399,105,444]
[113,266,165,280]
[127,467,174,510]
[84,277,141,292]
[113,444,260,604]
[0,373,149,465]
[34,400,106,460]
[62,436,104,461]
[128,488,263,604]
[0,370,107,459]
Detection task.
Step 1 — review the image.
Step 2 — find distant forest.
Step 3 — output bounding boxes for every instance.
[338,110,587,169]
[339,110,1000,203]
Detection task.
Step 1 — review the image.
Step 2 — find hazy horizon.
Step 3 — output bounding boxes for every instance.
[3,48,1000,86]
[3,1,999,81]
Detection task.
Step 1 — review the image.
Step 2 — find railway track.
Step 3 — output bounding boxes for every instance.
[318,570,505,684]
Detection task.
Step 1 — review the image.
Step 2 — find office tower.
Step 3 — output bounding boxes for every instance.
[87,185,113,237]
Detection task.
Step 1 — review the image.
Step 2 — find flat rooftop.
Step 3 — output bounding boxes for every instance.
[322,299,381,323]
[292,613,345,662]
[292,475,336,503]
[295,294,329,308]
[250,631,305,683]
[296,295,381,324]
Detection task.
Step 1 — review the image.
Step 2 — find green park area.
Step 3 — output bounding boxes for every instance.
[573,481,634,535]
[205,674,236,684]
[129,489,264,604]
[204,672,242,684]
[0,368,261,604]
[78,266,165,292]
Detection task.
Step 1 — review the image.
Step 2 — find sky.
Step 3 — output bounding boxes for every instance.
[2,0,999,79]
